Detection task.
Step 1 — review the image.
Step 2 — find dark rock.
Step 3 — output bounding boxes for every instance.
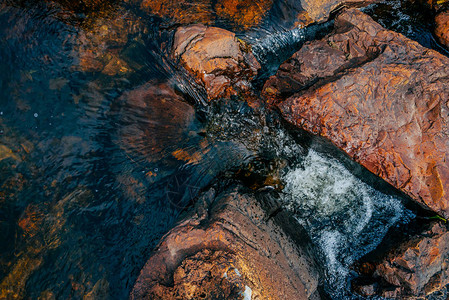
[116,81,195,162]
[352,282,378,297]
[172,24,260,101]
[366,222,449,298]
[435,11,449,48]
[265,8,449,218]
[130,186,321,299]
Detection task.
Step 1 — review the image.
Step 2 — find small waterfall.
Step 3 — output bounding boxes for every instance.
[281,149,415,298]
[250,21,334,79]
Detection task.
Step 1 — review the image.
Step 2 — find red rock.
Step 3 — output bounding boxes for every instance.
[130,187,321,299]
[172,25,260,101]
[372,222,449,297]
[435,11,449,48]
[265,8,449,218]
[215,0,273,29]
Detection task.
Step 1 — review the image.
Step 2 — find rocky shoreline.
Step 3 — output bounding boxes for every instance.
[131,3,449,299]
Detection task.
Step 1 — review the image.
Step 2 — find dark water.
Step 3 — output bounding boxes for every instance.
[0,0,444,299]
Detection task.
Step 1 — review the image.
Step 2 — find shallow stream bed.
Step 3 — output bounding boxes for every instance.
[0,0,446,298]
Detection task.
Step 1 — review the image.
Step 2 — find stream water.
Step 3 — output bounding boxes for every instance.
[0,0,444,299]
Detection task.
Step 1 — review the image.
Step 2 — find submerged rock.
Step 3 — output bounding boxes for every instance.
[214,0,273,29]
[130,186,321,299]
[172,25,260,101]
[265,8,449,218]
[115,81,195,162]
[435,11,449,48]
[140,0,214,25]
[354,222,449,298]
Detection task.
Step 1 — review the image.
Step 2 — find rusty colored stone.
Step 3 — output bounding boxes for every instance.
[116,81,195,162]
[130,186,321,299]
[215,0,273,29]
[435,11,449,48]
[299,0,373,23]
[369,222,449,297]
[140,0,213,25]
[172,25,260,101]
[266,8,449,218]
[75,10,143,75]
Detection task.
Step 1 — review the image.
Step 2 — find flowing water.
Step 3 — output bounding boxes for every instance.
[0,0,444,299]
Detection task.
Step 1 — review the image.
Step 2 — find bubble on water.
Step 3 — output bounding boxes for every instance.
[34,113,38,117]
[281,149,414,296]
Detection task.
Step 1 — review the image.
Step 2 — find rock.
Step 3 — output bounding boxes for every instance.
[172,25,260,101]
[140,0,214,25]
[265,8,449,218]
[215,0,273,29]
[115,81,195,162]
[435,11,449,48]
[75,11,141,75]
[139,0,273,28]
[130,186,321,299]
[299,0,374,24]
[352,282,378,297]
[0,144,21,162]
[362,222,449,297]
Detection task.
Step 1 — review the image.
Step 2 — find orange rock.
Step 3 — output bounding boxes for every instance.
[435,11,449,48]
[172,25,260,101]
[130,186,321,299]
[18,205,44,238]
[266,9,449,218]
[140,0,213,24]
[215,0,273,29]
[299,0,373,23]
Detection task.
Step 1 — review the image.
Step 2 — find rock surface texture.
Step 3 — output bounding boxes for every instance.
[130,186,321,299]
[355,222,449,298]
[435,11,449,48]
[172,24,260,101]
[299,0,371,23]
[264,8,449,218]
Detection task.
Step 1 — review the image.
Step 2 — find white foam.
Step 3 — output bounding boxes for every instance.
[242,285,252,300]
[281,149,413,294]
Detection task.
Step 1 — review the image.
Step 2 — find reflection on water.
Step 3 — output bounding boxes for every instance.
[0,0,441,298]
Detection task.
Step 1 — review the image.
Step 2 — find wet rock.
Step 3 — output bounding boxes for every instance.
[299,0,373,24]
[266,8,449,218]
[435,11,449,48]
[130,186,321,299]
[359,222,449,297]
[140,0,214,25]
[115,81,195,162]
[215,0,273,29]
[75,10,144,75]
[172,25,260,101]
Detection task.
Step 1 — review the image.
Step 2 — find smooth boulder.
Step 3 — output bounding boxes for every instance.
[130,186,321,299]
